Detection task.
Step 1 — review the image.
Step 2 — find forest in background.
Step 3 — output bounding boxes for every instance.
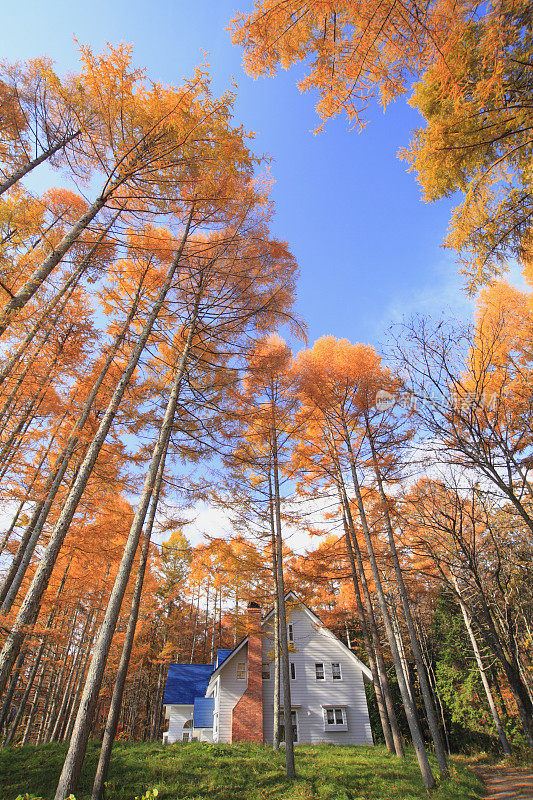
[0,0,531,797]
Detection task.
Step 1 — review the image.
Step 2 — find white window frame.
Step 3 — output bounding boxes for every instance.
[331,662,342,680]
[288,623,294,643]
[315,662,325,680]
[262,661,270,679]
[182,718,193,741]
[236,661,246,680]
[323,706,348,731]
[290,662,296,679]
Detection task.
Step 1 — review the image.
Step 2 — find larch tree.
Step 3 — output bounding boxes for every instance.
[230,0,531,283]
[291,336,441,789]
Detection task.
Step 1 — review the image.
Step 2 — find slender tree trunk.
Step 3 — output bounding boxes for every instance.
[333,465,404,757]
[0,172,128,337]
[50,609,93,742]
[365,420,449,777]
[0,211,119,389]
[4,644,43,745]
[190,586,201,663]
[0,130,81,197]
[0,263,149,611]
[341,420,435,790]
[454,582,512,755]
[340,507,395,752]
[42,606,80,743]
[21,656,48,745]
[389,598,414,705]
[91,431,169,799]
[0,412,66,559]
[210,591,217,664]
[416,614,451,755]
[151,664,165,741]
[201,582,210,663]
[0,650,25,735]
[271,427,296,779]
[55,294,200,799]
[0,207,195,696]
[269,478,281,751]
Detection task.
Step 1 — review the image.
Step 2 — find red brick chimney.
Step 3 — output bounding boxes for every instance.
[231,602,263,743]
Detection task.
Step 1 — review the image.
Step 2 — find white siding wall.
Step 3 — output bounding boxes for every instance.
[207,643,248,743]
[261,606,373,745]
[164,704,193,743]
[163,705,213,743]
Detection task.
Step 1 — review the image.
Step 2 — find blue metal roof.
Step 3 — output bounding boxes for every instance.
[163,664,214,705]
[193,696,214,728]
[216,649,233,668]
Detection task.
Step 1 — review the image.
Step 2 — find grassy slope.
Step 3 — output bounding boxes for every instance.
[0,742,484,800]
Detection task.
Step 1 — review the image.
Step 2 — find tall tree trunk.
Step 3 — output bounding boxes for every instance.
[271,427,296,779]
[54,293,200,800]
[90,430,169,800]
[454,581,512,755]
[415,614,451,755]
[0,261,149,611]
[50,609,93,742]
[0,130,81,197]
[42,606,81,743]
[0,172,129,337]
[0,650,25,735]
[0,412,66,559]
[21,656,48,745]
[341,419,435,790]
[333,464,404,757]
[365,418,449,777]
[0,206,195,696]
[269,478,281,751]
[339,507,395,752]
[0,211,119,389]
[4,644,43,745]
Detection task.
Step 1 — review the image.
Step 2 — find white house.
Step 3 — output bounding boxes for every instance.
[163,592,374,746]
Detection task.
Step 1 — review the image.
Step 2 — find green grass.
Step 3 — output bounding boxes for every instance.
[0,741,484,800]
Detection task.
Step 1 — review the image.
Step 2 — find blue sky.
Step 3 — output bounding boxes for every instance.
[2,0,492,351]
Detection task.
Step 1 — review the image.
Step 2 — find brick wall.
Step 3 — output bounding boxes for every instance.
[231,605,263,743]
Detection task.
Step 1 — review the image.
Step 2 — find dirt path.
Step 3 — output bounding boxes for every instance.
[471,763,533,800]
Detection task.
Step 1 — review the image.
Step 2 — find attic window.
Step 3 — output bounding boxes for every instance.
[262,662,270,679]
[236,662,246,680]
[332,662,342,680]
[288,624,294,643]
[315,662,325,680]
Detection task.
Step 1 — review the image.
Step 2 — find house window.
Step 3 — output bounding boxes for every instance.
[262,661,270,679]
[315,662,325,680]
[332,662,342,680]
[323,706,348,731]
[290,662,296,679]
[288,624,294,643]
[182,718,193,742]
[236,662,246,680]
[279,710,298,743]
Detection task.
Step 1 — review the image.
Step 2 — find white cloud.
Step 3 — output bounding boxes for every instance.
[381,255,529,335]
